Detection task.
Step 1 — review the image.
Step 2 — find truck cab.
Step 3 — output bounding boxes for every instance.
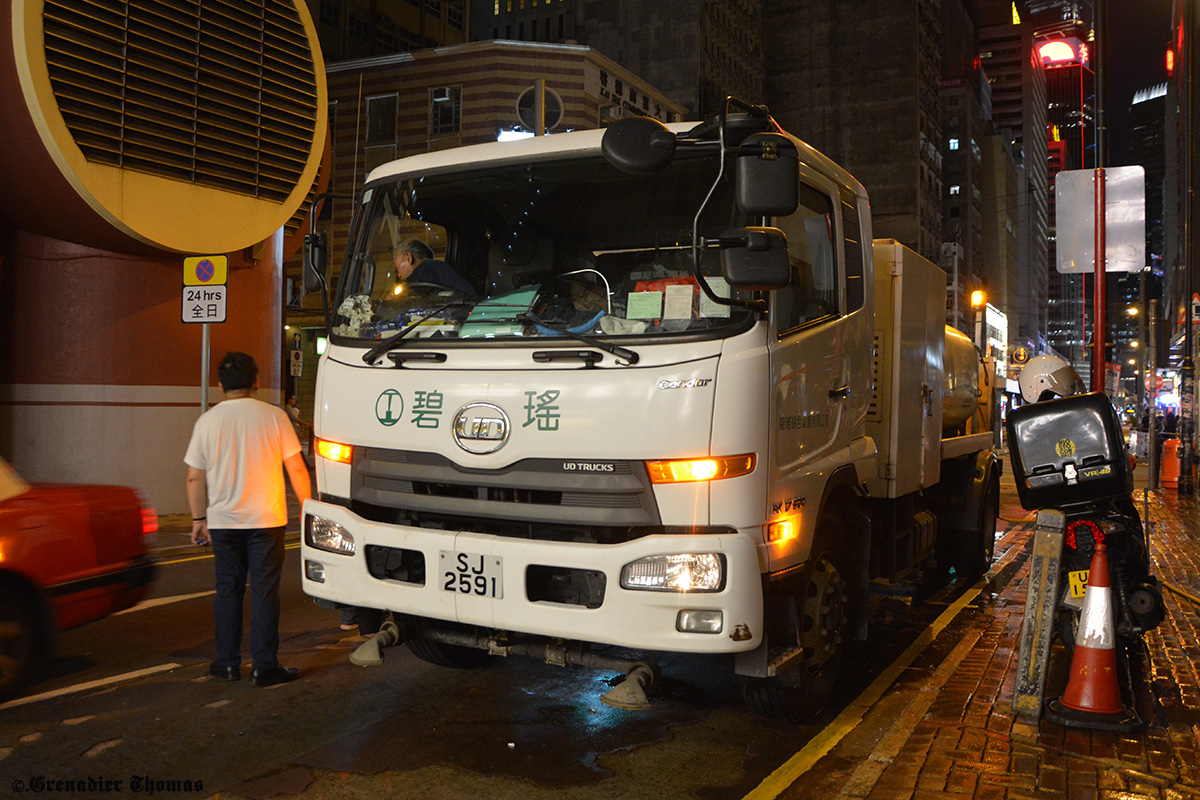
[301,104,997,721]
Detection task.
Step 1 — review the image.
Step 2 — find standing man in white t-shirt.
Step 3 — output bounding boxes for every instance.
[185,352,312,687]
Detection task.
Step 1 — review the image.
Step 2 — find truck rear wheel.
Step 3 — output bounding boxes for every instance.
[403,617,489,669]
[742,511,848,722]
[953,471,998,581]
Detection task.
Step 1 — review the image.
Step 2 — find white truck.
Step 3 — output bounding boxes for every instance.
[300,100,1000,721]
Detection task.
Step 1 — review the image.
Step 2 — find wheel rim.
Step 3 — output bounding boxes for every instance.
[800,555,846,667]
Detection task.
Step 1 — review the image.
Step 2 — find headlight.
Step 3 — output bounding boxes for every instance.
[305,516,355,555]
[620,554,724,592]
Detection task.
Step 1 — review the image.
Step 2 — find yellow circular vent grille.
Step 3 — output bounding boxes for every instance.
[42,0,317,203]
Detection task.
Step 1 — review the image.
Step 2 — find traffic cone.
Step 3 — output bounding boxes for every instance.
[1045,543,1142,730]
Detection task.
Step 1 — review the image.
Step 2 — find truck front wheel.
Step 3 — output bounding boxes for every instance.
[403,617,490,669]
[742,510,848,722]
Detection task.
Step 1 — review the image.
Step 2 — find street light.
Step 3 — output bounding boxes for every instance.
[970,290,986,352]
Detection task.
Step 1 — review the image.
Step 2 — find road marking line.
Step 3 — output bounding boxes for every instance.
[743,584,983,800]
[743,534,1029,800]
[113,590,215,615]
[0,663,181,711]
[836,626,985,797]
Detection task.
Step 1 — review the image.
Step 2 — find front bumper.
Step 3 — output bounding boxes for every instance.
[301,500,763,654]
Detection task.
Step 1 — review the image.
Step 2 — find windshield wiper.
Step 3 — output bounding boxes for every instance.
[523,314,640,366]
[362,300,467,364]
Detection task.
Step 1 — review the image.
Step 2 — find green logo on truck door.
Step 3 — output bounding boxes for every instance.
[376,389,403,426]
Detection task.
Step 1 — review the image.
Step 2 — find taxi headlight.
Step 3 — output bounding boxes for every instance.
[305,516,355,555]
[620,554,724,592]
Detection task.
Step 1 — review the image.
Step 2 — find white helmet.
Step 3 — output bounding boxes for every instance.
[1019,354,1085,403]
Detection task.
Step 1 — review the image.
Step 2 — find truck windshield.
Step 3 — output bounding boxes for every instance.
[332,149,755,344]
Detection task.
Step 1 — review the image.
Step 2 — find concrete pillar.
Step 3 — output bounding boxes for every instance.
[0,229,284,513]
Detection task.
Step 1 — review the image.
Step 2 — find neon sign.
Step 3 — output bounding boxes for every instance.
[1038,38,1090,67]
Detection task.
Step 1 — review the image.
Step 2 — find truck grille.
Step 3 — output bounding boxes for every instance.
[350,448,662,542]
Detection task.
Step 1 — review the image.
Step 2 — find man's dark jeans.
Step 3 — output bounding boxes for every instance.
[209,526,285,671]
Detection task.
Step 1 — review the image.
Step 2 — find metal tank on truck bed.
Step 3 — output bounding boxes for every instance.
[299,99,1000,721]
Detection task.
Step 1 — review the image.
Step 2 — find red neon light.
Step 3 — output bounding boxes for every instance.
[1167,49,1175,76]
[1039,40,1076,64]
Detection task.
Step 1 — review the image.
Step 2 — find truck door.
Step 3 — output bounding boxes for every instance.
[767,179,854,507]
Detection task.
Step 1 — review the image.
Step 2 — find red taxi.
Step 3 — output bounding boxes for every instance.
[0,459,157,699]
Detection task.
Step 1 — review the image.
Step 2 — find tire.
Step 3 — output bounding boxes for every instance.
[0,586,41,702]
[403,617,489,669]
[1056,604,1080,655]
[953,472,998,581]
[742,511,848,722]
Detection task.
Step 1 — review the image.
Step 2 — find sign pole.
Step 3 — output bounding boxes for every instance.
[1149,299,1159,490]
[1093,167,1107,393]
[201,322,210,414]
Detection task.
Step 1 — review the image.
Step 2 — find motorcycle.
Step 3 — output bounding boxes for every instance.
[1006,373,1165,656]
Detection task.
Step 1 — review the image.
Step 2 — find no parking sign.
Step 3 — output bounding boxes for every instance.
[182,256,228,323]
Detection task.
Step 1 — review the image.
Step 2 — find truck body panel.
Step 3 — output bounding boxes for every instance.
[868,239,948,498]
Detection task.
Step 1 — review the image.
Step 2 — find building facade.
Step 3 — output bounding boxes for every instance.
[307,0,469,60]
[470,0,763,118]
[980,5,1049,355]
[763,0,945,264]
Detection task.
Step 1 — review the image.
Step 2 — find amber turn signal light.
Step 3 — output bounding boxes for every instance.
[646,454,755,484]
[315,438,353,464]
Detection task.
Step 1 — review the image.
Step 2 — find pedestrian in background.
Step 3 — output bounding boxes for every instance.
[185,352,311,687]
[285,392,312,455]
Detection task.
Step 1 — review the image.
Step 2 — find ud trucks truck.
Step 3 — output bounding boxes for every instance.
[300,100,1000,721]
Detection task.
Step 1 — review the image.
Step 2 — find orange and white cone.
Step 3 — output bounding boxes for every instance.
[1046,542,1141,730]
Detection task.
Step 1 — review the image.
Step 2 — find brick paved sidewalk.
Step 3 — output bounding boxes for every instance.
[802,488,1200,800]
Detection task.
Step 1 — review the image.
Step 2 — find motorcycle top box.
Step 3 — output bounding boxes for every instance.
[1006,391,1132,510]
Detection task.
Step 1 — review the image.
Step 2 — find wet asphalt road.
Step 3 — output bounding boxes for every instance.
[0,485,1029,800]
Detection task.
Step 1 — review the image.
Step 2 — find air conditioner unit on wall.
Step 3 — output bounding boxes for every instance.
[432,87,453,103]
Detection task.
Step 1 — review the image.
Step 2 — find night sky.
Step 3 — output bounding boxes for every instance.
[1106,0,1173,164]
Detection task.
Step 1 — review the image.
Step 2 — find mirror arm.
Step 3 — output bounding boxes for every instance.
[305,191,354,339]
[688,97,767,313]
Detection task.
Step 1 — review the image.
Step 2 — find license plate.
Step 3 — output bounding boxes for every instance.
[1068,569,1089,598]
[440,551,503,598]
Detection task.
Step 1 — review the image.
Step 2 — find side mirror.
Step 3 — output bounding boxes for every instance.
[720,227,790,290]
[601,116,677,175]
[303,231,327,293]
[736,133,799,217]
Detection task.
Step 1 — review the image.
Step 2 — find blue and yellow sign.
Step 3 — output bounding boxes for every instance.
[184,255,228,286]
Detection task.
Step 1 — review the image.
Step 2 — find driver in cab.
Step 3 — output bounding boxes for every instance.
[393,238,477,297]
